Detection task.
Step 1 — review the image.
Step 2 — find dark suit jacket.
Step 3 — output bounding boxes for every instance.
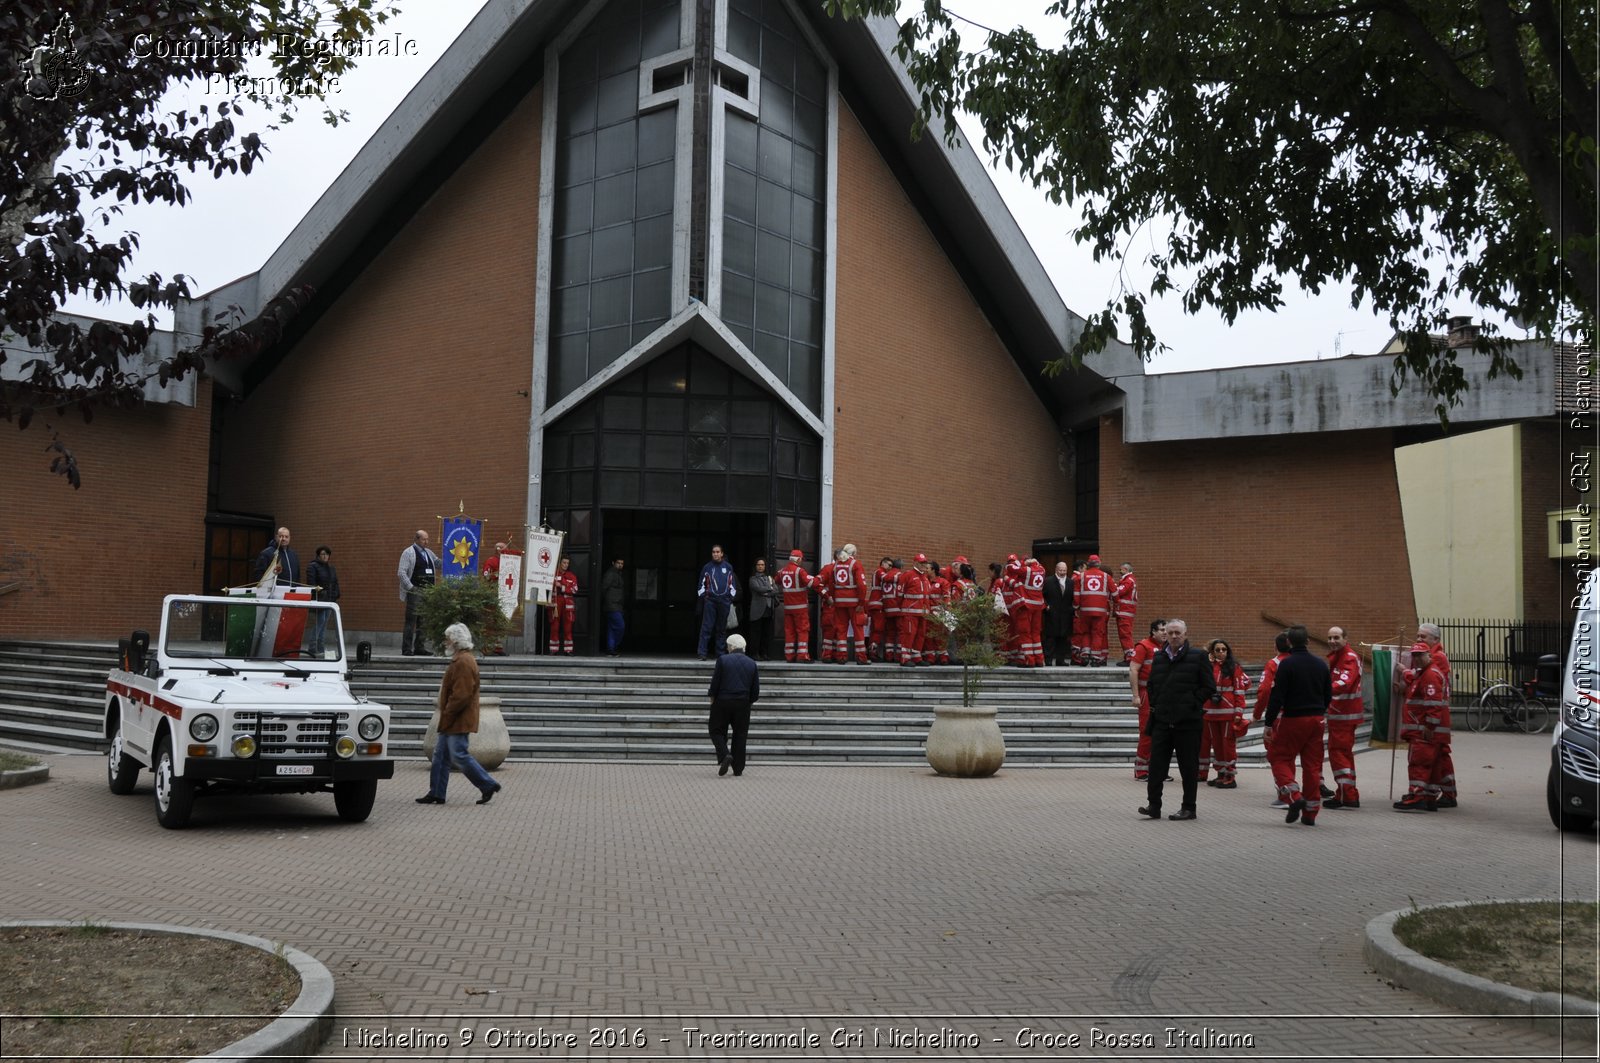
[708,652,761,704]
[1042,574,1073,637]
[252,543,301,585]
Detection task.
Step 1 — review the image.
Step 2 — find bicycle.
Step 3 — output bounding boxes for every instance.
[1470,679,1551,734]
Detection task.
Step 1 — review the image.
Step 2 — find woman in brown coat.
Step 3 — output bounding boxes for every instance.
[416,622,502,805]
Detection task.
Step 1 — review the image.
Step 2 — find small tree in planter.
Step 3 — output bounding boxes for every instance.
[937,589,1009,706]
[925,588,1011,778]
[417,577,513,658]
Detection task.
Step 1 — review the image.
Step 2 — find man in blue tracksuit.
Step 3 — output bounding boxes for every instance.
[696,544,739,660]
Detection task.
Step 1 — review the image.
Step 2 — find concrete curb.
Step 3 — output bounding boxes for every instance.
[2,920,334,1061]
[0,764,50,789]
[1364,901,1598,1043]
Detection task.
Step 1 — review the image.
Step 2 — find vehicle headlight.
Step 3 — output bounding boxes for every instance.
[335,736,356,758]
[358,714,385,740]
[232,735,257,758]
[190,714,219,742]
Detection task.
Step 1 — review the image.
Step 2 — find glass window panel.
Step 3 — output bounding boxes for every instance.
[775,409,805,440]
[591,275,633,328]
[636,160,675,215]
[761,85,794,137]
[544,470,570,506]
[791,244,820,298]
[689,357,729,395]
[590,324,633,364]
[554,233,591,283]
[572,471,595,506]
[686,473,727,507]
[729,474,767,509]
[559,80,597,136]
[754,283,789,334]
[723,219,756,274]
[797,518,817,553]
[774,437,797,476]
[728,320,754,346]
[555,183,593,236]
[758,128,792,184]
[641,5,678,58]
[646,347,686,392]
[592,224,634,279]
[774,514,794,547]
[731,400,768,434]
[797,441,821,475]
[597,71,638,125]
[721,271,754,327]
[794,97,825,153]
[638,107,676,165]
[797,478,820,514]
[687,435,728,471]
[567,405,597,429]
[636,214,673,270]
[600,471,641,506]
[727,10,760,65]
[645,396,682,430]
[724,165,757,223]
[599,27,640,77]
[773,477,795,513]
[751,329,787,377]
[791,144,820,198]
[554,335,588,396]
[602,433,642,466]
[791,343,820,410]
[545,433,571,469]
[572,432,596,466]
[725,114,758,170]
[644,432,683,467]
[731,436,768,472]
[790,294,820,345]
[756,180,791,235]
[756,230,790,286]
[604,394,642,429]
[570,508,593,544]
[554,285,590,334]
[563,38,599,85]
[643,472,682,506]
[633,268,671,321]
[791,195,817,245]
[595,120,638,176]
[794,48,825,99]
[559,133,595,186]
[688,398,729,432]
[729,371,761,396]
[593,171,636,228]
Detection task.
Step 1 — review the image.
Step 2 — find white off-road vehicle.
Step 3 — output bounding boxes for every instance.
[103,593,394,829]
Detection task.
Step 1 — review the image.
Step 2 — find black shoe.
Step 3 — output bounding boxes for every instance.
[401,650,415,656]
[1205,778,1220,787]
[476,783,502,805]
[718,756,730,777]
[1324,798,1344,810]
[1286,797,1305,824]
[1138,805,1162,819]
[732,770,742,776]
[1320,785,1336,799]
[697,655,707,662]
[1434,796,1457,809]
[1168,808,1197,821]
[1218,780,1238,789]
[415,793,444,804]
[1342,799,1361,809]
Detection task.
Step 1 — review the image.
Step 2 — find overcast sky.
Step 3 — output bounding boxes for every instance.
[60,0,1445,371]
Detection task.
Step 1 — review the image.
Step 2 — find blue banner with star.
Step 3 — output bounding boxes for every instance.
[441,516,483,577]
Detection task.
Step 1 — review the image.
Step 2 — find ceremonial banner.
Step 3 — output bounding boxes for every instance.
[442,516,484,577]
[1369,644,1402,747]
[525,529,565,604]
[497,550,523,619]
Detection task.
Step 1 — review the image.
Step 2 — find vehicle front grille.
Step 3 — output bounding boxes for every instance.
[1559,739,1600,785]
[230,711,349,758]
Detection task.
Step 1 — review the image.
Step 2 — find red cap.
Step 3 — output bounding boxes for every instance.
[789,549,803,560]
[1007,553,1019,562]
[952,555,968,565]
[914,552,928,563]
[1409,642,1432,655]
[1088,554,1101,563]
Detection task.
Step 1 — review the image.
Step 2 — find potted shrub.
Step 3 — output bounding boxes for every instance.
[925,588,1009,777]
[415,577,513,769]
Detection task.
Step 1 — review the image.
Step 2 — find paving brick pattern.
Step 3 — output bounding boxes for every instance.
[5,730,1595,1061]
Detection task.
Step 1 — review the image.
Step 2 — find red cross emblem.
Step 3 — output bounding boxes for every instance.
[539,548,552,566]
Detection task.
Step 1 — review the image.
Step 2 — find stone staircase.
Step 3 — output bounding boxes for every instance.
[0,640,1272,766]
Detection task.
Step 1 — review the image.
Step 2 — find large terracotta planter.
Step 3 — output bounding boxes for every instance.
[925,704,1005,777]
[420,695,510,770]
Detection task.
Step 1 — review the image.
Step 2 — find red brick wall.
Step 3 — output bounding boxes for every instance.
[0,382,212,637]
[1098,410,1418,663]
[1521,420,1568,620]
[214,86,543,636]
[832,100,1072,569]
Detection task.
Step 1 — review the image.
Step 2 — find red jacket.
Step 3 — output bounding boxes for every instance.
[900,569,929,616]
[868,565,892,614]
[882,568,906,616]
[1114,573,1138,618]
[825,557,867,607]
[1019,560,1046,609]
[1326,646,1365,722]
[1400,664,1450,743]
[1208,662,1252,718]
[1075,565,1112,618]
[778,562,814,612]
[1253,652,1288,721]
[550,569,579,608]
[1131,638,1161,696]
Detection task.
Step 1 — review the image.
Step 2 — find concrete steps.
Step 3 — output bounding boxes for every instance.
[0,640,1274,765]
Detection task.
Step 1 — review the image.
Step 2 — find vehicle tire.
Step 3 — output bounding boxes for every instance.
[1517,697,1551,735]
[1548,765,1596,832]
[106,712,140,795]
[153,735,195,829]
[333,779,378,823]
[1474,685,1518,732]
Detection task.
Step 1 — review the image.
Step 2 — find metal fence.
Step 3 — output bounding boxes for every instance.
[1421,617,1570,699]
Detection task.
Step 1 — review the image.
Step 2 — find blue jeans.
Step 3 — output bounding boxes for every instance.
[429,732,496,798]
[604,610,625,654]
[309,609,331,655]
[697,598,730,657]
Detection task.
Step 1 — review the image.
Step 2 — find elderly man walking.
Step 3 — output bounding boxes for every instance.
[707,633,761,776]
[1140,619,1215,821]
[416,623,502,806]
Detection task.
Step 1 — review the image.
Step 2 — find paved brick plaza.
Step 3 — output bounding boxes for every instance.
[5,730,1595,1061]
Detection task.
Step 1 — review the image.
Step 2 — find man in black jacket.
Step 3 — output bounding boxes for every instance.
[1042,561,1074,666]
[1264,625,1332,826]
[1140,618,1215,821]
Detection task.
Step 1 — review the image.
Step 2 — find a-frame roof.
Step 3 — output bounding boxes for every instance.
[188,0,1132,425]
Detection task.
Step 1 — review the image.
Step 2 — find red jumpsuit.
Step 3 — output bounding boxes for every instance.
[814,560,838,660]
[1113,572,1138,660]
[1074,565,1113,665]
[1201,663,1251,784]
[1428,646,1456,802]
[1129,637,1161,779]
[1017,560,1047,667]
[881,568,905,664]
[547,568,579,654]
[827,557,869,662]
[1397,661,1451,809]
[1325,646,1365,805]
[998,567,1024,664]
[923,573,952,664]
[1253,652,1287,752]
[897,568,929,665]
[777,561,815,662]
[867,563,892,661]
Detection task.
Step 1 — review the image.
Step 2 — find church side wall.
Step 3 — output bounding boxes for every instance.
[215,87,544,639]
[0,382,212,637]
[831,99,1072,568]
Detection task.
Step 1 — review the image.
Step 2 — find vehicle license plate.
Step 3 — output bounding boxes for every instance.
[276,764,316,776]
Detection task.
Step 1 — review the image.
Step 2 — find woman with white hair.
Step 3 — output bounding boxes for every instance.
[416,622,502,805]
[706,633,761,776]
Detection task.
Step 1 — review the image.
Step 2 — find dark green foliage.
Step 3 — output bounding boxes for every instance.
[940,590,1008,707]
[417,577,512,658]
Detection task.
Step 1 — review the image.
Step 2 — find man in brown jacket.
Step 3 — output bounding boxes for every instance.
[416,622,502,805]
